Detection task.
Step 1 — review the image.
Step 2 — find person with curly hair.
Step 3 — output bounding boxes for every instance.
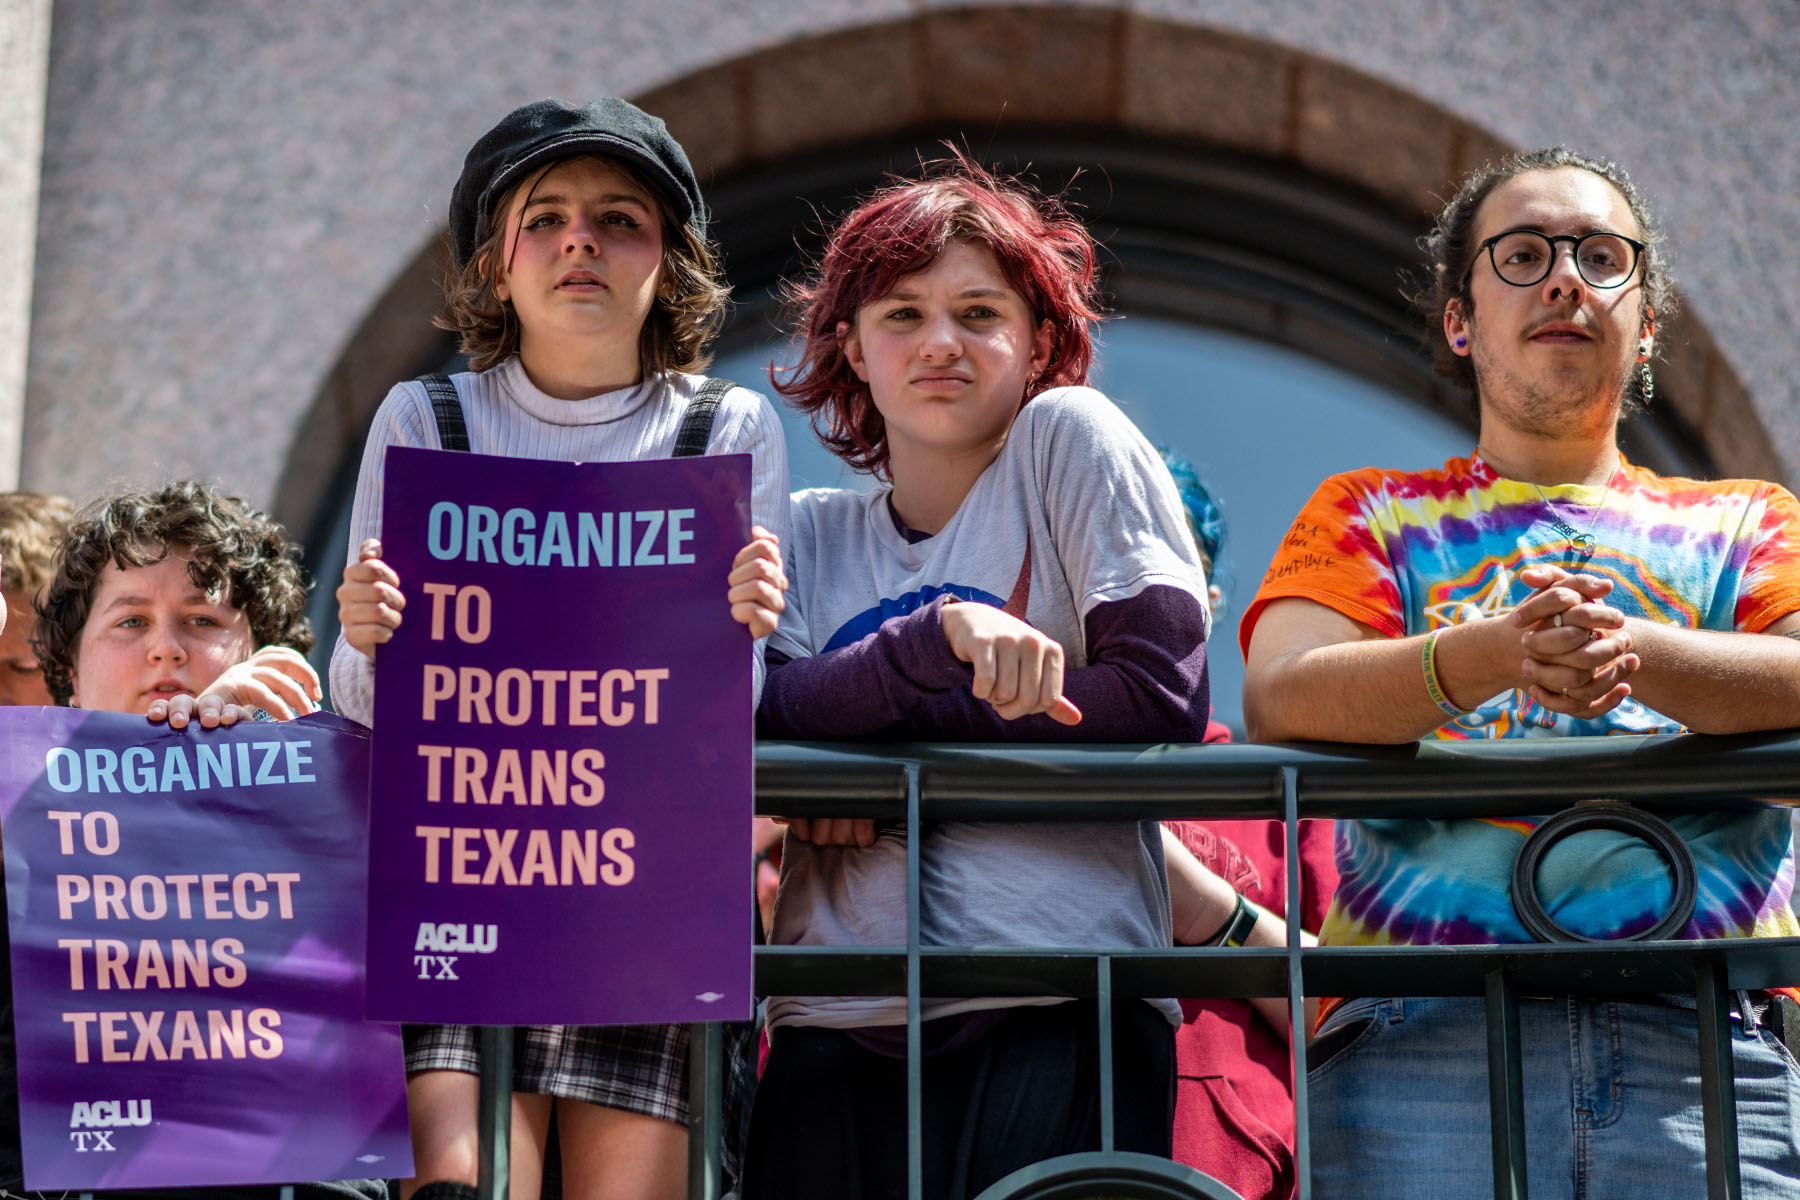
[330,97,789,1200]
[0,491,74,706]
[36,480,319,728]
[3,482,376,1200]
[1244,149,1800,1197]
[0,491,75,1193]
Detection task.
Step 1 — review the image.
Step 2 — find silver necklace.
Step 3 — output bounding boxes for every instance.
[1528,480,1611,565]
[1477,446,1615,566]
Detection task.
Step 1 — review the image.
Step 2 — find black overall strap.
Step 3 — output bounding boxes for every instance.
[419,372,469,452]
[673,377,734,457]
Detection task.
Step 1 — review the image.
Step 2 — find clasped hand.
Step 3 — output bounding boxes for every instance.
[1509,564,1638,719]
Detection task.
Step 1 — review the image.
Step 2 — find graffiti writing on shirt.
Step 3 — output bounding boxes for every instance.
[1281,521,1326,550]
[1264,521,1336,582]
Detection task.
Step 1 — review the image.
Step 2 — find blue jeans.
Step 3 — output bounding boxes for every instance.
[1307,996,1800,1200]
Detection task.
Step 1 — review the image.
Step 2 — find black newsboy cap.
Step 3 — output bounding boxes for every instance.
[448,97,703,269]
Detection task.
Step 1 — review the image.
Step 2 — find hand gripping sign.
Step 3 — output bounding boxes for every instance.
[365,447,754,1026]
[0,707,411,1191]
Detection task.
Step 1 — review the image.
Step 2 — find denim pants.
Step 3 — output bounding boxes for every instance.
[1306,996,1800,1200]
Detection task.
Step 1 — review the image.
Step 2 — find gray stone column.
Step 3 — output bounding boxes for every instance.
[0,0,51,490]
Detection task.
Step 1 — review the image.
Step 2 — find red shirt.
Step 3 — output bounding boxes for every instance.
[1166,724,1337,1200]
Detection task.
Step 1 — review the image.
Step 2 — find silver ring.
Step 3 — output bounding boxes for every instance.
[1552,613,1563,627]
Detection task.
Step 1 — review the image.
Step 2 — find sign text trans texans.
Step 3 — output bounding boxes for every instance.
[367,447,754,1026]
[0,708,410,1191]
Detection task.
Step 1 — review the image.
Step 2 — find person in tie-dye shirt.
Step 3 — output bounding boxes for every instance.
[1243,149,1800,1199]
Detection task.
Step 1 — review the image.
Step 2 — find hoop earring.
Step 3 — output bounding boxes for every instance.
[1639,362,1654,407]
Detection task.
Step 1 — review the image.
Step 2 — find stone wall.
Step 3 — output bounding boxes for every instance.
[21,1,1798,525]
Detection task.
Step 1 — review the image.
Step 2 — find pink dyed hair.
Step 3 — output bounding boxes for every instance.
[773,155,1103,478]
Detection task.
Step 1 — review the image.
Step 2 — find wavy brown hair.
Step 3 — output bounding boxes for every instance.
[36,482,314,706]
[436,153,729,375]
[0,491,74,600]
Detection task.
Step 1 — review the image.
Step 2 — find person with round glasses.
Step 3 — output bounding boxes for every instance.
[1470,227,1645,289]
[1243,147,1800,1198]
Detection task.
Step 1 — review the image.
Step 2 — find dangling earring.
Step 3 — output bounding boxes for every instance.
[1639,362,1654,407]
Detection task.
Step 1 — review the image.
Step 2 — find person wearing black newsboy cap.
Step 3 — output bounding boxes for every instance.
[446,97,707,270]
[331,97,790,1200]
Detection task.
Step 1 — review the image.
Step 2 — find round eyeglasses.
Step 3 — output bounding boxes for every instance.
[1469,229,1646,289]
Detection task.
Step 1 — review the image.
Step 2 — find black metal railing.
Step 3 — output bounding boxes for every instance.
[471,733,1800,1200]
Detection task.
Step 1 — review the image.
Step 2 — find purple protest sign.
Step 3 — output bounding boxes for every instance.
[0,707,411,1191]
[365,447,753,1026]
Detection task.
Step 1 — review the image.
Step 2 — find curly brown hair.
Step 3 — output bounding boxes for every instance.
[0,491,74,600]
[435,153,729,375]
[1411,146,1674,397]
[36,482,314,706]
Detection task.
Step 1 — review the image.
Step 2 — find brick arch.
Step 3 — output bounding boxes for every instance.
[276,6,1771,541]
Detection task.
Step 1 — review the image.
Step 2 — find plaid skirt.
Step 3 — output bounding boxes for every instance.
[403,1023,688,1125]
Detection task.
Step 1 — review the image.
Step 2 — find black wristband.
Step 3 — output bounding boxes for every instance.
[1195,892,1257,947]
[1214,893,1260,948]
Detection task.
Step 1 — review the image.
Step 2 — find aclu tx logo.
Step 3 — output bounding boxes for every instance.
[415,922,498,980]
[69,1098,151,1152]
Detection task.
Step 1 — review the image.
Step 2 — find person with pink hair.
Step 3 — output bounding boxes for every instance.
[744,157,1226,1199]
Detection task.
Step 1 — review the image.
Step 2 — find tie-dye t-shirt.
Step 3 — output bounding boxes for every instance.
[1240,454,1800,947]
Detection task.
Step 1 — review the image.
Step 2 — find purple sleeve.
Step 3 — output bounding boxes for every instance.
[757,585,1210,742]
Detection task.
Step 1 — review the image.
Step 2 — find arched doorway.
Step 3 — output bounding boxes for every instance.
[280,14,1742,726]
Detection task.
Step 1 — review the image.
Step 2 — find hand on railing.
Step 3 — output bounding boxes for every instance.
[779,816,878,846]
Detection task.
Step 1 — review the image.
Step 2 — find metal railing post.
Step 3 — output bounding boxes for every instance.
[686,1021,723,1199]
[1096,954,1115,1153]
[476,1025,512,1200]
[905,762,924,1200]
[748,738,1800,1200]
[1483,968,1527,1200]
[1695,959,1742,1200]
[1282,765,1312,1200]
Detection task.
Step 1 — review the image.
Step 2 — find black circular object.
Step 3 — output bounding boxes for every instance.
[1511,800,1697,944]
[971,1152,1244,1200]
